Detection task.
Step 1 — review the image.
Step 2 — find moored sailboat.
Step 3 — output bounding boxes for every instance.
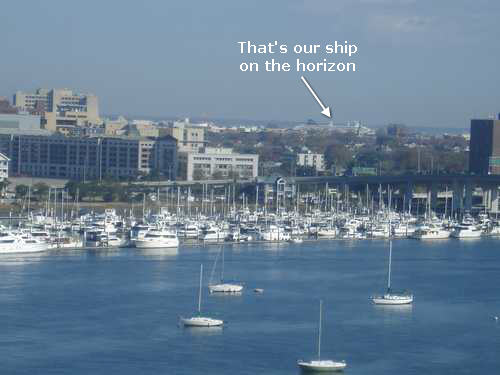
[372,240,413,305]
[208,245,243,293]
[181,264,224,327]
[298,300,346,372]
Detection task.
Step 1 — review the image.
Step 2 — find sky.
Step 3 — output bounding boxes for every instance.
[1,0,499,127]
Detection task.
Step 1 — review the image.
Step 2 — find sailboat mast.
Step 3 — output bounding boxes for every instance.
[387,240,392,291]
[318,299,322,360]
[221,245,225,282]
[198,264,203,314]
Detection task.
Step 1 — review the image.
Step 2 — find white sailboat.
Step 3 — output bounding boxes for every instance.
[298,300,347,372]
[181,264,224,327]
[372,240,413,305]
[208,245,243,293]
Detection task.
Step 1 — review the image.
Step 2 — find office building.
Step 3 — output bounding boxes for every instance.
[296,152,325,172]
[162,119,206,152]
[13,88,100,133]
[0,134,177,180]
[181,147,258,181]
[469,116,500,175]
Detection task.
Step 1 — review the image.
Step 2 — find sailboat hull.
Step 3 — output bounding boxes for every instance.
[372,295,413,305]
[298,360,347,372]
[209,283,243,293]
[181,316,224,327]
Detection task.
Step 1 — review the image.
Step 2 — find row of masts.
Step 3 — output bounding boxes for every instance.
[13,182,496,226]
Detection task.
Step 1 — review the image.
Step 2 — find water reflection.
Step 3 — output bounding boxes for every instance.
[86,247,123,258]
[0,251,49,266]
[182,325,224,336]
[138,247,179,259]
[373,303,413,314]
[209,291,243,298]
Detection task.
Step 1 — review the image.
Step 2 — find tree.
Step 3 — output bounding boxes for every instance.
[102,184,121,202]
[33,182,49,201]
[227,170,240,180]
[0,179,10,196]
[192,169,206,181]
[211,171,224,180]
[296,165,317,177]
[324,144,352,168]
[65,180,80,200]
[15,184,29,199]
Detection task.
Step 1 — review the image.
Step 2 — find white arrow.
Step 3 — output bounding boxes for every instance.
[300,76,331,118]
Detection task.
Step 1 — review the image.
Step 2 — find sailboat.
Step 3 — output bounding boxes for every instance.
[372,240,413,305]
[180,264,224,327]
[208,245,244,293]
[297,300,347,372]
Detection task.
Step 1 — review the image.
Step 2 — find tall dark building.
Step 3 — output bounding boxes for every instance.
[469,117,500,175]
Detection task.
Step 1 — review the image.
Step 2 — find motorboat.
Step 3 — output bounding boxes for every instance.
[316,227,337,238]
[260,225,290,241]
[178,223,200,239]
[0,232,50,254]
[411,223,450,240]
[450,221,482,238]
[199,226,227,242]
[134,228,179,248]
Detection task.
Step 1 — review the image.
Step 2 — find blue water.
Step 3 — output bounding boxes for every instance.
[1,239,499,374]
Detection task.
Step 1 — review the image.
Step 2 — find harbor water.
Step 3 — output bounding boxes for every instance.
[1,238,499,374]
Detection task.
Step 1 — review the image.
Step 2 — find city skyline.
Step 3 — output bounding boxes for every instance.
[1,0,499,127]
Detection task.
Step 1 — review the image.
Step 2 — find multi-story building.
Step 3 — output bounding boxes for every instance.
[0,153,9,181]
[181,147,258,181]
[162,119,206,153]
[0,113,43,134]
[13,88,100,133]
[0,134,177,180]
[296,152,325,172]
[469,116,500,175]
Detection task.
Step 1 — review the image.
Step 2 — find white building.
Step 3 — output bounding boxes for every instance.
[297,152,325,172]
[0,153,9,180]
[183,147,258,181]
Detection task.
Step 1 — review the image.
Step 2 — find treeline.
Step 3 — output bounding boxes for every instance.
[12,180,149,203]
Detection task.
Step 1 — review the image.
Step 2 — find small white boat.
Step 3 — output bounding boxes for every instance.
[134,228,179,248]
[450,222,482,239]
[298,300,346,372]
[199,226,227,242]
[0,232,49,254]
[372,240,413,305]
[181,264,224,327]
[411,224,450,240]
[316,228,337,238]
[290,237,304,244]
[254,288,264,293]
[260,225,290,241]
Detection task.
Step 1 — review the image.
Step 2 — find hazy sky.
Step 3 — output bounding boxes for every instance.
[1,0,499,127]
